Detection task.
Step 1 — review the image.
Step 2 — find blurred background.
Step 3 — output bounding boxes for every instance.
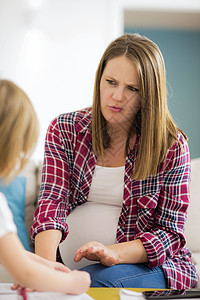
[0,0,199,161]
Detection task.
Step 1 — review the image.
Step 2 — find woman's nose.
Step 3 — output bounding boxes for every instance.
[112,87,125,101]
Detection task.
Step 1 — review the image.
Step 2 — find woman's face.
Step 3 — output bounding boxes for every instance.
[100,55,141,133]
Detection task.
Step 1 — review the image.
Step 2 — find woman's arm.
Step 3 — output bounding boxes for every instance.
[74,239,148,266]
[108,239,148,264]
[134,134,191,268]
[31,116,75,245]
[35,229,62,261]
[0,232,90,294]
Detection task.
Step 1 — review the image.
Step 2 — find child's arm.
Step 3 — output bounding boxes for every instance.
[25,250,71,273]
[0,232,91,294]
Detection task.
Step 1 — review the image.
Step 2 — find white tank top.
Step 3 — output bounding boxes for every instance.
[59,165,125,269]
[0,192,17,239]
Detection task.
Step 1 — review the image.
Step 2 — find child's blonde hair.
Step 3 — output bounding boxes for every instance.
[0,80,39,181]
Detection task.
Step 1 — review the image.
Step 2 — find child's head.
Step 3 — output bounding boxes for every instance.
[0,80,39,181]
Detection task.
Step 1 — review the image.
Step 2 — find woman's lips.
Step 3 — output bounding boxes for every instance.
[109,106,123,112]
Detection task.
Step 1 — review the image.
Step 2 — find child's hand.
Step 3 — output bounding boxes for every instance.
[47,260,71,273]
[11,283,35,292]
[69,270,91,294]
[27,251,71,273]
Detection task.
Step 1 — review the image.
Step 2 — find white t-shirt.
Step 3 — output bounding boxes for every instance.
[59,165,125,269]
[0,192,17,239]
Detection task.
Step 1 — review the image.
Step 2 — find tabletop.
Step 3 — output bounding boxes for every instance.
[87,288,146,300]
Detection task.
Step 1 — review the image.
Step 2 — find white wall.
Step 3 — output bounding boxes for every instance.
[0,0,115,160]
[0,0,199,160]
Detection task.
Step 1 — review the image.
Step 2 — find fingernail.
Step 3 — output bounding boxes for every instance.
[79,250,83,253]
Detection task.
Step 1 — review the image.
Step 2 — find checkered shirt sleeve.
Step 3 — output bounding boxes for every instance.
[31,114,76,241]
[135,134,191,268]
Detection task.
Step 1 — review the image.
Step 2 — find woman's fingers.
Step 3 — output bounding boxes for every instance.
[74,242,104,262]
[74,241,119,266]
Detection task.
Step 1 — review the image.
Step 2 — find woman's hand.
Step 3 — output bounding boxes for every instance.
[74,241,119,266]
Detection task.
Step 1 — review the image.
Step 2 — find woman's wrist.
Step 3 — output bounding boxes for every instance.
[108,239,148,264]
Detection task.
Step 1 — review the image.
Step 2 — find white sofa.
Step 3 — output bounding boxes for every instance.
[184,158,200,284]
[0,158,199,286]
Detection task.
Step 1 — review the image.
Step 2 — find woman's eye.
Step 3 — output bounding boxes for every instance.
[128,86,139,92]
[106,79,116,85]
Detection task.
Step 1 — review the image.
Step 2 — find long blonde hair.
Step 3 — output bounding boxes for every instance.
[92,33,186,179]
[0,80,39,181]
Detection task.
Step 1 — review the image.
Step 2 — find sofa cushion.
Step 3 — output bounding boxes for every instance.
[0,176,31,251]
[184,158,200,252]
[19,160,38,250]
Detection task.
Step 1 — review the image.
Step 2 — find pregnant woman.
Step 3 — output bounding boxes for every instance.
[31,33,199,289]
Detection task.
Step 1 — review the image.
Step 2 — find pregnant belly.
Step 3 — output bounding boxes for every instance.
[59,201,121,270]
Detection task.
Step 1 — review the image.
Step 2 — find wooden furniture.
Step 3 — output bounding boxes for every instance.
[87,287,147,300]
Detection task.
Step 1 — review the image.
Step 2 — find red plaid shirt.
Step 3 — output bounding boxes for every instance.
[31,108,198,289]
